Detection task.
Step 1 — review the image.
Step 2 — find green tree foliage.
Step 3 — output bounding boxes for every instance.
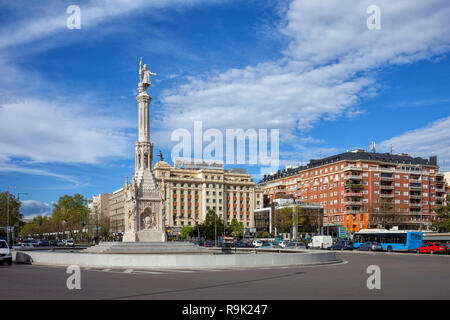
[19,215,51,237]
[180,225,194,239]
[15,194,91,241]
[51,194,90,238]
[274,205,305,234]
[433,195,450,232]
[199,209,224,240]
[0,192,23,231]
[261,231,271,238]
[230,218,244,237]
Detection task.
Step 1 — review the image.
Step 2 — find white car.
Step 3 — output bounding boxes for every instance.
[252,240,263,247]
[65,240,75,247]
[278,241,288,248]
[0,240,13,266]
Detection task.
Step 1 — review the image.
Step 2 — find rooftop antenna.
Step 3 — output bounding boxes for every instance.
[370,141,376,153]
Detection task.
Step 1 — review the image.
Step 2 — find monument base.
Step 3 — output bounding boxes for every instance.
[122,231,137,242]
[123,230,166,242]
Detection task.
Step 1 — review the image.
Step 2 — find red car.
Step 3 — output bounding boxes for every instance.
[416,242,447,254]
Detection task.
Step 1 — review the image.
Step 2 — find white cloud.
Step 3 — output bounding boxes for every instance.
[0,0,224,50]
[379,116,450,166]
[0,98,134,164]
[20,200,52,218]
[0,164,82,185]
[155,0,450,160]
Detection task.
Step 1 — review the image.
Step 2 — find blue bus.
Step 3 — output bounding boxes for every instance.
[353,229,423,252]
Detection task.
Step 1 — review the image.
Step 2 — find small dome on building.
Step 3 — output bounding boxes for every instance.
[154,161,171,168]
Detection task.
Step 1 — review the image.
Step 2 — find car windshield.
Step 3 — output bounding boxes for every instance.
[0,241,8,248]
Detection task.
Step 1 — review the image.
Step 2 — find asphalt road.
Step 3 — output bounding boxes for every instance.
[1,251,449,300]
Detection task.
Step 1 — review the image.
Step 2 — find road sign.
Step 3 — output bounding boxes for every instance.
[339,227,348,238]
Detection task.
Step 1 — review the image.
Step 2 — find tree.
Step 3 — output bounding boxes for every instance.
[274,205,305,234]
[19,215,50,238]
[433,195,450,232]
[261,231,271,238]
[180,225,194,239]
[199,209,224,240]
[52,194,90,239]
[230,218,244,238]
[0,191,23,233]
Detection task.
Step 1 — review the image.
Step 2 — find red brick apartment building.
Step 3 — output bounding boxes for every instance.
[257,150,447,233]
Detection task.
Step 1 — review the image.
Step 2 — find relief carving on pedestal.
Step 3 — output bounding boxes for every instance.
[141,207,157,230]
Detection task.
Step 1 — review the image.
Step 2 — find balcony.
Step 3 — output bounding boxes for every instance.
[380,185,394,190]
[344,210,362,214]
[343,166,363,171]
[344,201,362,206]
[436,188,445,193]
[409,185,422,191]
[344,175,362,180]
[409,195,422,199]
[380,176,394,181]
[380,194,394,198]
[344,192,363,197]
[345,183,363,189]
[409,203,422,208]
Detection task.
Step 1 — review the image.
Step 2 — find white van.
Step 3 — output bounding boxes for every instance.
[0,240,12,266]
[308,235,333,249]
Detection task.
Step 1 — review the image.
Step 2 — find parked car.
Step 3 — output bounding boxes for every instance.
[252,240,263,248]
[416,242,447,254]
[308,235,333,249]
[278,241,288,248]
[443,243,450,254]
[331,240,354,251]
[0,240,12,266]
[357,242,383,252]
[203,240,215,247]
[56,240,66,247]
[285,241,306,249]
[65,240,75,247]
[50,240,58,246]
[260,242,280,249]
[38,239,49,246]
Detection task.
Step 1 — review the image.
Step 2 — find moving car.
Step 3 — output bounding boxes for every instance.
[0,240,12,266]
[331,240,354,251]
[357,242,383,251]
[416,242,447,254]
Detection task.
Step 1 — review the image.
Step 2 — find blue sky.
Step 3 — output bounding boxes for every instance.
[0,0,449,218]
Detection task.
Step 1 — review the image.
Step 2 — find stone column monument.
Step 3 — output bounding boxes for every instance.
[122,58,166,242]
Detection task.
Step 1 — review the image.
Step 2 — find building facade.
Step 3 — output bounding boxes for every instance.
[90,163,264,237]
[109,188,124,235]
[153,161,264,235]
[258,150,447,232]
